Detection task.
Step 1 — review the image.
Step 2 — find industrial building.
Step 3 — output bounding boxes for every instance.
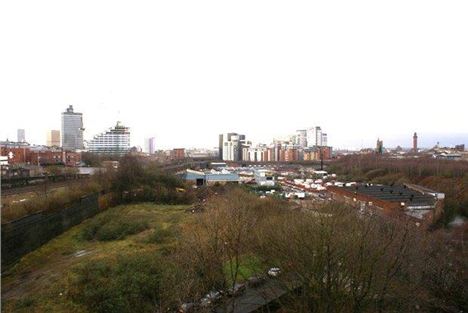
[180,169,240,186]
[254,169,275,186]
[329,183,444,225]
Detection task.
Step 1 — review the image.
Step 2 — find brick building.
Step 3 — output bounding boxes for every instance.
[1,141,81,167]
[328,183,444,227]
[171,148,186,160]
[0,145,30,164]
[303,146,332,161]
[282,148,299,162]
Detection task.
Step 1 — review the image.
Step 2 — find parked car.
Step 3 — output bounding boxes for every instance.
[226,283,246,297]
[200,290,222,307]
[268,267,281,277]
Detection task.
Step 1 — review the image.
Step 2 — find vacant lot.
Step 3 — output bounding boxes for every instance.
[1,203,191,313]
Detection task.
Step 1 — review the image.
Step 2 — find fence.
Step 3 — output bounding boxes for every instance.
[1,193,99,268]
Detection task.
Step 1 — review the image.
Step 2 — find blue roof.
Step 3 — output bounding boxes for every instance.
[183,172,205,180]
[181,170,239,182]
[206,173,239,182]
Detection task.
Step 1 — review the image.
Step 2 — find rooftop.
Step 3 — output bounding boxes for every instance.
[343,184,436,208]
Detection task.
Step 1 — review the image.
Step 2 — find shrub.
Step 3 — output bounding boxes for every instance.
[68,253,165,313]
[146,225,176,244]
[98,192,117,210]
[108,155,194,205]
[80,213,149,241]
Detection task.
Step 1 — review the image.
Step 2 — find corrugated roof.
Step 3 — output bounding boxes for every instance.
[181,169,239,182]
[206,173,239,182]
[343,184,436,208]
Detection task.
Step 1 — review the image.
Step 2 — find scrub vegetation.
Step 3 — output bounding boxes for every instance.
[2,155,466,313]
[328,155,468,225]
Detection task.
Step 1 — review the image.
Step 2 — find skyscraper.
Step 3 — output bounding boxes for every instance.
[47,130,60,146]
[315,126,322,146]
[145,137,156,154]
[61,105,84,151]
[218,134,224,159]
[17,129,25,142]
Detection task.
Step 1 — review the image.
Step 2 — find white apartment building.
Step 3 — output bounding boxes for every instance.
[296,129,307,147]
[88,122,130,156]
[220,133,246,161]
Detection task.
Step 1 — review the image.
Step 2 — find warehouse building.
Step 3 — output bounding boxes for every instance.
[328,183,444,226]
[180,169,240,186]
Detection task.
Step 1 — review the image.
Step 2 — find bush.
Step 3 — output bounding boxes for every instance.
[80,213,149,241]
[109,155,194,205]
[68,253,165,313]
[146,225,177,244]
[98,192,118,210]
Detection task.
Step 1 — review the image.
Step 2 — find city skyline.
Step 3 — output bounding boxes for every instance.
[1,1,467,149]
[1,110,467,151]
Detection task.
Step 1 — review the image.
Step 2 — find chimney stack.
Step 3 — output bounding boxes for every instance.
[413,132,418,153]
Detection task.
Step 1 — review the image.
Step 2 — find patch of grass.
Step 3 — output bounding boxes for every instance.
[1,203,191,313]
[78,203,189,242]
[224,255,263,285]
[145,225,177,244]
[80,214,149,241]
[14,297,35,309]
[67,252,165,313]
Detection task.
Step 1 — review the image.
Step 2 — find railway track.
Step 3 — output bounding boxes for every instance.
[1,178,90,197]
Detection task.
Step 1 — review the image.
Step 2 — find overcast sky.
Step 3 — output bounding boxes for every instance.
[1,0,467,150]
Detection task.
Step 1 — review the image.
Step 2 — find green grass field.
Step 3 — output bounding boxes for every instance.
[223,254,263,286]
[1,203,191,313]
